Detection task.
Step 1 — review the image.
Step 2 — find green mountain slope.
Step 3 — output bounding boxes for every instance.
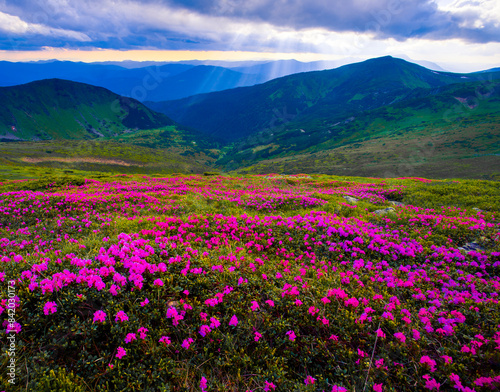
[220,80,500,179]
[0,79,175,141]
[147,56,500,143]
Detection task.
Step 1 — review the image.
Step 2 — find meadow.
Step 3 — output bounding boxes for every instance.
[0,172,499,391]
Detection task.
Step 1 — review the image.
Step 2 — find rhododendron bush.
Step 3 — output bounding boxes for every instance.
[0,174,499,391]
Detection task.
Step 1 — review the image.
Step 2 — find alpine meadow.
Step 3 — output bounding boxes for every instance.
[0,1,499,391]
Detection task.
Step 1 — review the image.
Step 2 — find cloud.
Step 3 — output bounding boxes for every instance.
[0,9,90,47]
[162,0,500,43]
[0,0,498,52]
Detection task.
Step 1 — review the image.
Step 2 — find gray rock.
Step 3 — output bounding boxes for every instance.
[343,196,358,204]
[388,200,405,207]
[373,207,396,215]
[458,242,485,253]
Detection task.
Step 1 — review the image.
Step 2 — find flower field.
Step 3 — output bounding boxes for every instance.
[1,173,499,391]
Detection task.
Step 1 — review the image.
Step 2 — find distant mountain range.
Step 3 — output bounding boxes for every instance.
[0,61,263,101]
[0,56,498,178]
[0,57,447,102]
[0,59,345,102]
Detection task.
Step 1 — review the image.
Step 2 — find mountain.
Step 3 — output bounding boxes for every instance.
[133,65,265,102]
[145,56,499,179]
[0,79,219,174]
[0,61,267,101]
[147,56,499,143]
[0,79,175,141]
[216,79,500,177]
[229,59,342,81]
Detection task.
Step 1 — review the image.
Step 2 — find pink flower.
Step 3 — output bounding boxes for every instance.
[138,327,149,339]
[93,310,107,323]
[345,297,360,307]
[115,311,129,323]
[264,381,276,391]
[332,386,348,392]
[199,325,211,337]
[412,329,421,340]
[124,333,137,343]
[255,332,263,341]
[308,306,319,315]
[115,346,127,359]
[109,284,119,296]
[251,301,260,311]
[153,279,164,286]
[229,315,238,326]
[182,338,194,349]
[140,298,149,307]
[159,336,171,345]
[376,328,386,339]
[373,383,383,392]
[450,373,463,390]
[43,301,57,315]
[394,332,406,343]
[420,356,437,372]
[286,330,296,341]
[200,376,208,391]
[210,317,221,329]
[422,375,440,390]
[265,300,275,307]
[304,375,316,385]
[441,355,452,364]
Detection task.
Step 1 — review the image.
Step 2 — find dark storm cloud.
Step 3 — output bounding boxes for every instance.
[0,0,498,51]
[164,0,500,43]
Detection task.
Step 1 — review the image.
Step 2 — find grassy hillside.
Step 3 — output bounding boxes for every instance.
[0,79,175,141]
[216,80,500,179]
[0,139,217,178]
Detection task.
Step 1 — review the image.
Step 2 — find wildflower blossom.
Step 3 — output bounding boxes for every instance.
[93,310,107,323]
[200,376,208,391]
[43,301,57,315]
[199,325,211,337]
[286,330,296,341]
[182,338,194,349]
[115,311,129,323]
[229,315,238,326]
[115,347,126,359]
[138,327,149,339]
[124,333,136,343]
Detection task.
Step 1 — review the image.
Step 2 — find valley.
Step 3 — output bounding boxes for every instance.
[0,56,498,181]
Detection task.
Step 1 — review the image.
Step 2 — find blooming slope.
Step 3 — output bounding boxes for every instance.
[0,174,499,391]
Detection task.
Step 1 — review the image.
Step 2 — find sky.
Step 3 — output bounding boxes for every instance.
[0,0,499,72]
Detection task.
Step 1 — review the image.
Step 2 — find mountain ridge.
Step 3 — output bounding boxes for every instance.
[147,56,500,143]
